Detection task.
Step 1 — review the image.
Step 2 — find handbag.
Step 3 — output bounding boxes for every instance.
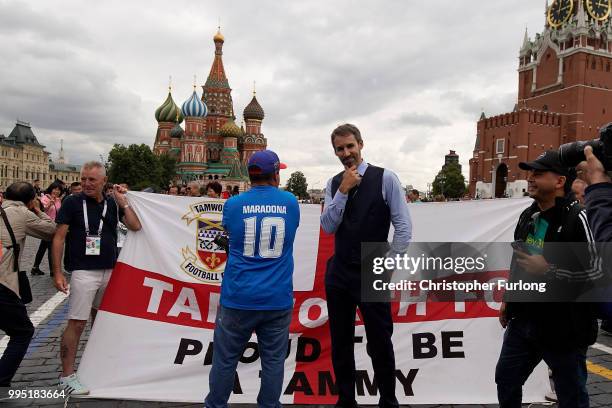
[0,206,33,304]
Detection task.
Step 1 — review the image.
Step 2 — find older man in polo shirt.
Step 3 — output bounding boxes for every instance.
[52,161,141,395]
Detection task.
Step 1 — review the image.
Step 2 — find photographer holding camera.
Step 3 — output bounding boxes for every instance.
[0,182,56,387]
[577,144,612,334]
[581,144,612,246]
[558,122,612,333]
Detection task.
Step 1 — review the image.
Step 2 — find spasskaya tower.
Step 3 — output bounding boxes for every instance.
[469,0,612,198]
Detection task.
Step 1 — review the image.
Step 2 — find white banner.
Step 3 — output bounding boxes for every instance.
[77,193,549,404]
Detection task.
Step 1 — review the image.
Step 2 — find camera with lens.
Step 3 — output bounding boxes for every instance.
[558,122,612,169]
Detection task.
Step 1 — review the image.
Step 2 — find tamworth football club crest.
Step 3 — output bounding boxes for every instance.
[197,218,227,269]
[181,199,226,284]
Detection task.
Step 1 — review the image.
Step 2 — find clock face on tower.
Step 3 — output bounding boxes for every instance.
[547,0,574,28]
[586,0,612,21]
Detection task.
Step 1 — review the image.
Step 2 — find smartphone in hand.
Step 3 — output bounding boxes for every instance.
[511,240,529,253]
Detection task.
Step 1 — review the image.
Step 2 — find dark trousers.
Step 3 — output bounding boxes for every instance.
[0,284,34,387]
[326,284,399,408]
[33,240,52,273]
[495,317,589,408]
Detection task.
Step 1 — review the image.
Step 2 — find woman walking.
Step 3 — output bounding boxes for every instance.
[30,181,63,276]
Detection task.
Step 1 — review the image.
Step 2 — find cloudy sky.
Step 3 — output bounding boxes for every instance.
[0,0,547,190]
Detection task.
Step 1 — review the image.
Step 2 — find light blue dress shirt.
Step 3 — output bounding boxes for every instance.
[320,160,412,252]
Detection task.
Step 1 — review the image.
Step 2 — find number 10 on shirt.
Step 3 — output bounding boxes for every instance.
[243,216,285,258]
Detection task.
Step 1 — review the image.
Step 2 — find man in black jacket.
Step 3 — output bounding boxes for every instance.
[495,151,601,408]
[581,145,612,333]
[582,145,612,240]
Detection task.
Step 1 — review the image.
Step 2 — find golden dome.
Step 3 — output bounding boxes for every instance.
[219,117,241,138]
[214,29,224,42]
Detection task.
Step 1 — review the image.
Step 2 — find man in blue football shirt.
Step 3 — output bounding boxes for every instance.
[205,150,300,408]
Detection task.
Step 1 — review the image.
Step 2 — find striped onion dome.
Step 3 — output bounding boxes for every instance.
[155,91,183,123]
[181,90,208,118]
[219,117,241,138]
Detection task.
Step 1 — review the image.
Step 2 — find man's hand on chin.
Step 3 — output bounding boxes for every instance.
[338,165,361,194]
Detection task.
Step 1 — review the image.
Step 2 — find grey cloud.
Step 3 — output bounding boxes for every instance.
[0,0,91,43]
[394,112,450,128]
[0,1,148,155]
[218,1,540,128]
[400,133,434,154]
[443,90,518,120]
[0,0,549,190]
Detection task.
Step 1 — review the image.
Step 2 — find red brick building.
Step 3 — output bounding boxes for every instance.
[469,1,612,198]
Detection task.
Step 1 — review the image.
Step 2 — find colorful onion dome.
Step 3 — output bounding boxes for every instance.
[243,94,264,120]
[219,117,241,138]
[181,90,208,118]
[155,91,183,123]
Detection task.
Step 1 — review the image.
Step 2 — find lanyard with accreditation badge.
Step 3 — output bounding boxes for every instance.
[83,199,107,256]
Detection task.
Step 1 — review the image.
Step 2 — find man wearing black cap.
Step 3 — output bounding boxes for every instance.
[495,151,602,408]
[205,150,300,408]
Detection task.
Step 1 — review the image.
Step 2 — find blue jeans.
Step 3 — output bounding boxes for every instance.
[204,306,292,408]
[495,317,589,408]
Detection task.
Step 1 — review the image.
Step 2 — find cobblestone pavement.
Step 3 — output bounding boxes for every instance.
[1,237,611,407]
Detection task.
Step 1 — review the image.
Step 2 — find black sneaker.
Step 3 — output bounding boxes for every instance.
[30,267,44,276]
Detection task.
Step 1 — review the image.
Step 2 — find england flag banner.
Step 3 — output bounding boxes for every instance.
[77,192,549,404]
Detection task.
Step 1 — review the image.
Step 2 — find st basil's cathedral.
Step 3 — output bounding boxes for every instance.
[152,28,267,190]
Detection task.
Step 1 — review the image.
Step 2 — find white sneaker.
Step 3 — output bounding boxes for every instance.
[545,390,558,402]
[59,373,90,395]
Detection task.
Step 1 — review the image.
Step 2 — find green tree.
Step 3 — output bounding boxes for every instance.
[107,144,176,191]
[431,162,466,199]
[157,153,177,189]
[285,171,309,199]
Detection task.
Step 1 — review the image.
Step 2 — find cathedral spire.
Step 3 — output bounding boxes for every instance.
[205,28,229,89]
